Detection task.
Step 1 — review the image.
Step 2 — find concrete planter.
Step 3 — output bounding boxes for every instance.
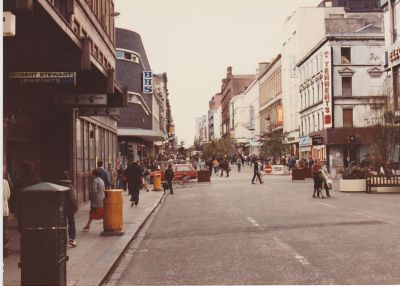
[340,179,367,192]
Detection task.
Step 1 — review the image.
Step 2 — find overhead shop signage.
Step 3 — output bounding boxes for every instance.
[299,136,312,147]
[143,71,153,94]
[55,94,107,106]
[312,136,324,145]
[9,72,76,85]
[78,108,120,116]
[322,46,333,128]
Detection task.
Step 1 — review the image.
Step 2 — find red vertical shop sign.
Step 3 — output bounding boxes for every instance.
[323,46,332,128]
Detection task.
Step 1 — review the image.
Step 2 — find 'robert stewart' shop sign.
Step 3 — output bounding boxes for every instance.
[9,72,76,85]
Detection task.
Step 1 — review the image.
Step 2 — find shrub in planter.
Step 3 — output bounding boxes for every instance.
[341,166,370,179]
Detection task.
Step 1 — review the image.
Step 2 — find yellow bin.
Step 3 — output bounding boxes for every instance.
[153,172,163,191]
[101,189,124,236]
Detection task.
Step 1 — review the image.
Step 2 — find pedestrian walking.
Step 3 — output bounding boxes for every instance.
[251,159,264,184]
[57,171,78,246]
[124,161,143,207]
[83,169,105,231]
[312,160,324,198]
[320,163,332,198]
[236,157,242,172]
[3,167,11,257]
[107,163,117,188]
[117,165,127,191]
[96,160,111,189]
[143,167,151,192]
[164,164,175,195]
[206,159,213,177]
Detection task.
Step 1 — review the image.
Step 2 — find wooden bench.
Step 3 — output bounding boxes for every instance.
[366,175,400,193]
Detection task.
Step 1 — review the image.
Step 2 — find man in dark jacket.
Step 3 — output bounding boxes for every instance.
[164,164,175,195]
[124,161,143,206]
[251,159,264,184]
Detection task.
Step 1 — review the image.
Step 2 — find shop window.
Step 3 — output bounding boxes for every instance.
[342,77,352,96]
[343,109,353,128]
[341,47,351,64]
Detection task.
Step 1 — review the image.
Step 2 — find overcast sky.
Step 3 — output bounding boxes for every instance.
[115,0,321,147]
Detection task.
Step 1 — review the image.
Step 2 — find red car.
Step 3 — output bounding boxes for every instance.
[157,164,198,182]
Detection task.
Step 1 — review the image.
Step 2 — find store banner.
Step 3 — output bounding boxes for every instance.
[9,72,76,85]
[323,46,333,128]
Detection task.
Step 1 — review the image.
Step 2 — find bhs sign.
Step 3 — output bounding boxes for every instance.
[143,71,153,94]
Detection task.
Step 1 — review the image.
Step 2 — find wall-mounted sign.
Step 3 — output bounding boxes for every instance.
[323,46,333,128]
[78,107,120,116]
[9,72,76,85]
[312,136,324,145]
[143,71,153,94]
[3,12,16,36]
[299,136,312,147]
[55,94,107,106]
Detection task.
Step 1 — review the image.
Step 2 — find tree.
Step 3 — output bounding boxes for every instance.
[365,76,400,171]
[260,129,288,159]
[203,136,235,159]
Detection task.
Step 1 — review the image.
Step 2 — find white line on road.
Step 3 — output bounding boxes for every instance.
[354,211,396,224]
[317,202,337,208]
[273,236,310,265]
[246,216,260,227]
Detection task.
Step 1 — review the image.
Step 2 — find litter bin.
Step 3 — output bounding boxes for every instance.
[102,189,124,236]
[18,182,69,286]
[152,172,162,191]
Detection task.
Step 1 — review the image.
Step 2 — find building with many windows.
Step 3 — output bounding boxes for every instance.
[208,94,222,141]
[297,11,385,170]
[220,67,256,138]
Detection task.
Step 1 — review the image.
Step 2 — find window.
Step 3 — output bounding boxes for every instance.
[343,109,353,128]
[341,47,351,64]
[342,77,352,96]
[317,113,320,131]
[116,50,124,59]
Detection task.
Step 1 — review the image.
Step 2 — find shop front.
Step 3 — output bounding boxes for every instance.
[3,1,126,205]
[299,136,312,160]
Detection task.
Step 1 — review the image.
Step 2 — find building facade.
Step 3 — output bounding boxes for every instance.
[259,55,284,142]
[194,115,208,146]
[220,66,255,138]
[230,77,260,154]
[208,94,222,141]
[297,12,385,171]
[3,0,126,205]
[115,28,166,165]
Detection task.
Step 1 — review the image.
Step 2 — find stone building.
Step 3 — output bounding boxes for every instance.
[220,67,255,138]
[3,0,126,205]
[259,55,283,143]
[297,12,385,171]
[230,76,260,154]
[208,94,222,141]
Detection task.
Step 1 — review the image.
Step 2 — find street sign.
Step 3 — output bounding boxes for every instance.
[78,107,120,116]
[55,94,107,106]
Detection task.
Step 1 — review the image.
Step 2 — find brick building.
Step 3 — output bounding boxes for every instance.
[220,67,255,137]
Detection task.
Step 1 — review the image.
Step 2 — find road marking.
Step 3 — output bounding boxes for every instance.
[354,211,396,224]
[273,236,310,265]
[246,216,260,227]
[317,202,337,208]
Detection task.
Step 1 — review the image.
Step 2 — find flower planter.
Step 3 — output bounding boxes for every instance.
[340,179,366,192]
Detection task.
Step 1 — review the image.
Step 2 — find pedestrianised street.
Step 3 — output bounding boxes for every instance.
[105,168,400,285]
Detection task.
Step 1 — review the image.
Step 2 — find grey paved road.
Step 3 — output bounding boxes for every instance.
[105,166,400,285]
